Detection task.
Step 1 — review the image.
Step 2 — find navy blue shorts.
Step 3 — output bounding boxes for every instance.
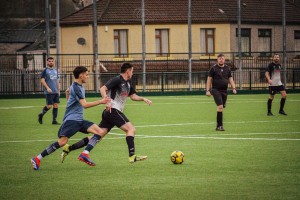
[45,93,60,105]
[212,89,228,107]
[99,108,129,132]
[269,85,285,95]
[58,120,94,138]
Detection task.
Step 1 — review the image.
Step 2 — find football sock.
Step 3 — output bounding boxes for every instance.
[267,99,273,112]
[280,98,286,111]
[52,108,58,121]
[41,142,60,157]
[126,136,135,156]
[217,111,223,127]
[41,106,50,115]
[83,135,101,153]
[69,137,89,151]
[37,154,43,161]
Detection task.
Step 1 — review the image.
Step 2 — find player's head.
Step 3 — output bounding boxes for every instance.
[73,66,89,83]
[273,54,280,63]
[47,57,54,68]
[217,54,225,66]
[120,62,134,80]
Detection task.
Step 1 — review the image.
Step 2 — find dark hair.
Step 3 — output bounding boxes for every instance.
[120,62,133,73]
[47,57,54,61]
[73,66,88,79]
[217,54,225,58]
[273,54,280,58]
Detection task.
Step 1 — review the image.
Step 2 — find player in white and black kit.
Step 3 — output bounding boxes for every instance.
[206,54,237,131]
[265,54,287,116]
[61,63,152,164]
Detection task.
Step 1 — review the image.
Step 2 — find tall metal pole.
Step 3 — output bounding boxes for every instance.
[142,0,146,92]
[93,0,99,92]
[188,0,192,91]
[282,0,287,86]
[56,0,60,72]
[237,0,242,90]
[45,0,50,56]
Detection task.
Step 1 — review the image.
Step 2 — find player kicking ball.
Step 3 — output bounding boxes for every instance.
[31,66,110,170]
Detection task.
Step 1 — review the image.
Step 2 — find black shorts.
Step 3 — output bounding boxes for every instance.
[269,85,285,95]
[58,120,94,138]
[99,108,129,132]
[45,93,60,105]
[211,89,228,107]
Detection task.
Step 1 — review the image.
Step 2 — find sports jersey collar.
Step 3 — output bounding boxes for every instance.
[74,82,83,87]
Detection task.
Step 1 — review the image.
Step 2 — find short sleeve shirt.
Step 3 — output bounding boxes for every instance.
[63,82,85,122]
[208,64,232,90]
[266,62,283,86]
[105,75,136,112]
[41,67,59,94]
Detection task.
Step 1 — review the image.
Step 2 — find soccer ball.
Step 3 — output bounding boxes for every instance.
[170,150,185,164]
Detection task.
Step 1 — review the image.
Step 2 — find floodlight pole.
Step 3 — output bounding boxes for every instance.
[45,0,50,57]
[93,0,99,92]
[56,0,60,72]
[282,0,287,86]
[188,0,192,91]
[237,0,242,90]
[142,0,146,92]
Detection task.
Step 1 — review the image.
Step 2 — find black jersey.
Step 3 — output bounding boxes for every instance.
[208,64,232,90]
[105,75,136,112]
[266,62,283,86]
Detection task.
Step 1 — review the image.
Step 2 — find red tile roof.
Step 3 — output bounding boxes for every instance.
[61,0,300,26]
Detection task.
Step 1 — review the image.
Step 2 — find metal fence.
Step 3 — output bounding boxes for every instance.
[0,52,300,95]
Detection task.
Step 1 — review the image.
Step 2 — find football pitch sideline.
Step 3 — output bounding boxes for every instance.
[0,94,299,200]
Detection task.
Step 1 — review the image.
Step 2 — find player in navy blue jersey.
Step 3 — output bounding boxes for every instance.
[31,66,110,170]
[38,57,61,125]
[265,54,287,116]
[206,54,237,131]
[61,63,152,163]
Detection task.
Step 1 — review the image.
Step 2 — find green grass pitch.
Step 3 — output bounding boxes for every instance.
[0,94,299,200]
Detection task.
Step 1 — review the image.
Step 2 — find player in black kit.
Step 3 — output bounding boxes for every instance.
[206,54,237,131]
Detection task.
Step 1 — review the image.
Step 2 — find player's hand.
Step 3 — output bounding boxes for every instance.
[143,98,152,106]
[47,88,52,93]
[206,91,211,97]
[101,96,111,104]
[233,89,237,95]
[105,102,112,113]
[268,80,272,85]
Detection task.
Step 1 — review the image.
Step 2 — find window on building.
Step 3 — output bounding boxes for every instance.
[258,29,272,57]
[114,30,128,57]
[155,29,169,57]
[295,30,300,54]
[200,28,215,55]
[236,28,251,56]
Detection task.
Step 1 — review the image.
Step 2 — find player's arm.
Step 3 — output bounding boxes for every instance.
[79,97,110,109]
[65,88,70,100]
[265,71,272,84]
[57,79,61,96]
[229,77,237,94]
[206,76,212,97]
[130,93,152,105]
[41,78,52,93]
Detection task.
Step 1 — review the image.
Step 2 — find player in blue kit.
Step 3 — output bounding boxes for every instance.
[38,57,61,125]
[31,66,110,170]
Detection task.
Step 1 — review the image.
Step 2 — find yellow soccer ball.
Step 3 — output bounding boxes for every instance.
[170,150,185,164]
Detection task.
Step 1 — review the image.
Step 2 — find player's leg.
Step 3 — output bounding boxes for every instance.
[267,87,275,116]
[212,90,224,131]
[31,136,68,170]
[279,87,287,115]
[38,94,53,124]
[61,136,90,163]
[52,94,60,124]
[78,121,107,166]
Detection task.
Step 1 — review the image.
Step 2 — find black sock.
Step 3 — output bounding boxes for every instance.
[41,142,60,157]
[280,98,286,111]
[52,108,58,121]
[217,112,223,127]
[84,135,101,152]
[267,99,273,112]
[126,136,135,156]
[41,106,49,115]
[69,137,89,151]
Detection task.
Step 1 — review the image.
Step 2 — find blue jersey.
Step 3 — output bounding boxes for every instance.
[63,82,85,122]
[41,67,59,94]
